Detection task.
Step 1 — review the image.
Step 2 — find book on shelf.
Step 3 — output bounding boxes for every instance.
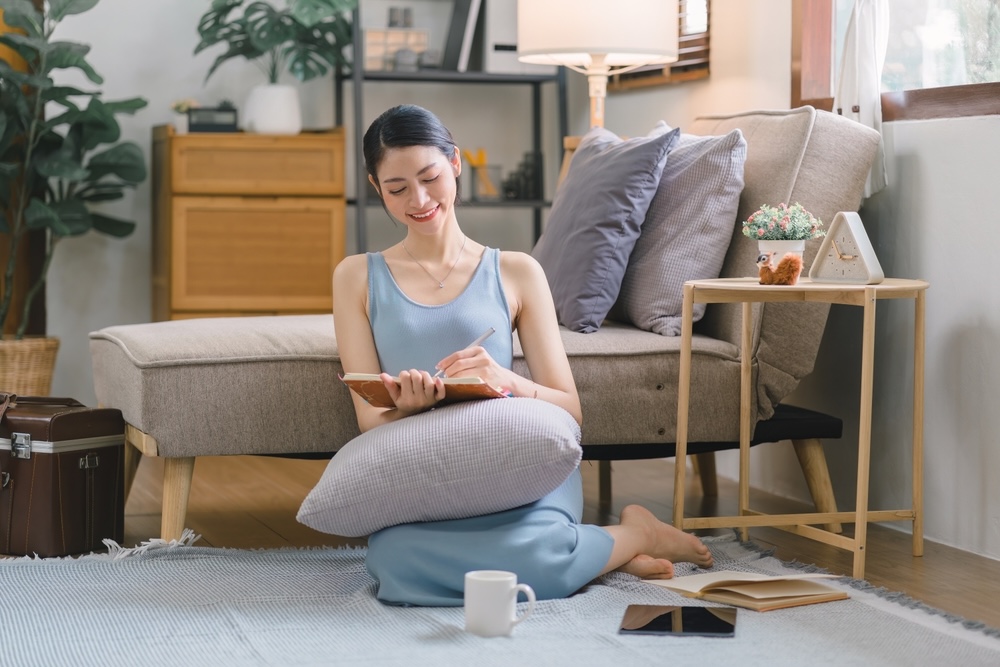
[442,0,483,72]
[646,570,849,612]
[340,373,507,409]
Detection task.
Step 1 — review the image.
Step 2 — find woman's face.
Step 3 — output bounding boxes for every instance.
[370,145,461,234]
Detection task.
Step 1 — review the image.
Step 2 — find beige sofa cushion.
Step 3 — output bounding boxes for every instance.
[515,323,743,445]
[90,315,358,458]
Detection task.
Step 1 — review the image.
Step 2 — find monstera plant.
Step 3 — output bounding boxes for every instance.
[196,0,357,84]
[0,0,146,390]
[195,0,356,134]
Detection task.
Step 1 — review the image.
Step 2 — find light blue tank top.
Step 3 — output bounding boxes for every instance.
[368,247,513,375]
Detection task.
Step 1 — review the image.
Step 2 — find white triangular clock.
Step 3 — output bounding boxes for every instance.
[808,211,884,284]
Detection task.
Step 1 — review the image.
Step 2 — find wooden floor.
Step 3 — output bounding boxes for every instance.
[125,454,1000,630]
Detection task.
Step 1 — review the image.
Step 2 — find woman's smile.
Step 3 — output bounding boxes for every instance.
[409,205,440,221]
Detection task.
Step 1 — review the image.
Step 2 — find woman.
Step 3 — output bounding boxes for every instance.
[333,104,713,606]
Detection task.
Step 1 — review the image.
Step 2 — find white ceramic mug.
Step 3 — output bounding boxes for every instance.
[464,570,536,637]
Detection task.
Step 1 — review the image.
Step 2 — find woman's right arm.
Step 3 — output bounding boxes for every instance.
[333,255,437,432]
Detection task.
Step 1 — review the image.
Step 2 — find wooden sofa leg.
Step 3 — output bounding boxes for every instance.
[123,440,143,503]
[161,457,196,541]
[792,438,843,534]
[693,452,718,497]
[598,461,612,512]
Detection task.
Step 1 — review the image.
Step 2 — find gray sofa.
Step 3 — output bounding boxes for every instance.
[90,107,880,541]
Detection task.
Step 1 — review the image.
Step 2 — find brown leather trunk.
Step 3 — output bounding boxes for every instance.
[0,394,125,557]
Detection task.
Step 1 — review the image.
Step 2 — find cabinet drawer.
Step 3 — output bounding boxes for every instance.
[170,131,344,196]
[171,196,345,312]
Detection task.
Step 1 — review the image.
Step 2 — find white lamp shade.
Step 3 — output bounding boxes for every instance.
[517,0,679,70]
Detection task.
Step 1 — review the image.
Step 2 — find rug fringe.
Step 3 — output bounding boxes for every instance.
[102,528,202,561]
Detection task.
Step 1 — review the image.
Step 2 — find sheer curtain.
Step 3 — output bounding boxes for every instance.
[833,0,890,198]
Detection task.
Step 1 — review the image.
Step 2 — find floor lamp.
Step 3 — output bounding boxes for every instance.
[516,0,679,129]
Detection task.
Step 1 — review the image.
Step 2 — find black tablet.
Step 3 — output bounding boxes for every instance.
[618,605,737,638]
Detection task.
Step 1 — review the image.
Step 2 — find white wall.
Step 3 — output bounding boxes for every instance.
[47,0,289,404]
[44,0,1000,560]
[793,117,1000,560]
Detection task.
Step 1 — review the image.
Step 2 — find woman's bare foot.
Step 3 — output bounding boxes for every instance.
[617,554,674,579]
[619,504,714,569]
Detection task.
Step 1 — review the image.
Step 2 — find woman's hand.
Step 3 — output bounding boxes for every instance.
[382,370,445,415]
[434,346,513,392]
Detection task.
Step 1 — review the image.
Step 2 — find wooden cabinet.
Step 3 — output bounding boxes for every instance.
[151,126,346,321]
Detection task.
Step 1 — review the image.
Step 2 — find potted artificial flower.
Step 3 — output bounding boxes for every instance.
[170,98,200,135]
[195,0,357,135]
[742,202,825,257]
[0,0,147,394]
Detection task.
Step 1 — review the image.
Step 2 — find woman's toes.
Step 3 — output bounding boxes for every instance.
[617,554,675,579]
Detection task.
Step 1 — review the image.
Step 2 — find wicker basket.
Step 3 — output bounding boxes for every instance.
[0,336,60,396]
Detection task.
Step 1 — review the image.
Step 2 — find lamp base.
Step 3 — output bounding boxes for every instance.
[588,68,609,128]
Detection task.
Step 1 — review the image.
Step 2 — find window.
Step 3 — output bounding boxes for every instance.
[874,0,1000,91]
[793,0,1000,120]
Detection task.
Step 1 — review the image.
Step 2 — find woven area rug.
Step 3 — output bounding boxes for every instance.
[2,532,998,667]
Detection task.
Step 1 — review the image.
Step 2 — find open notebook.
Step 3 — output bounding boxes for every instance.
[340,373,507,409]
[647,570,848,612]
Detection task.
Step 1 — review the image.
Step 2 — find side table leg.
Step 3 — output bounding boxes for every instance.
[739,301,753,542]
[912,290,926,556]
[673,284,695,530]
[853,289,877,579]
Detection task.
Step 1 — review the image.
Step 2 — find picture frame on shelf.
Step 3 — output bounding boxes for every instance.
[187,107,239,133]
[442,0,483,72]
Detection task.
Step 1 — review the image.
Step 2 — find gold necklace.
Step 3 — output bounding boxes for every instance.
[401,235,468,289]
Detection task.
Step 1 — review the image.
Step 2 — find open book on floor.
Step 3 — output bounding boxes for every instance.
[646,570,849,612]
[340,373,508,409]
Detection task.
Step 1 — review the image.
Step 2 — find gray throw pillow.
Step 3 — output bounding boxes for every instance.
[532,126,679,333]
[613,123,747,335]
[296,398,582,537]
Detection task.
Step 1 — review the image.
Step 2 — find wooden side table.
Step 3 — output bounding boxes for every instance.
[673,277,929,578]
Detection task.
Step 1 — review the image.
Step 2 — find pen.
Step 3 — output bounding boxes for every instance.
[433,327,496,378]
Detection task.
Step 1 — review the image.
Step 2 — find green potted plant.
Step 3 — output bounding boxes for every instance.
[0,0,147,394]
[743,202,825,257]
[195,0,357,134]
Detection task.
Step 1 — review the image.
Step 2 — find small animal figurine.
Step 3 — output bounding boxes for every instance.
[757,251,803,285]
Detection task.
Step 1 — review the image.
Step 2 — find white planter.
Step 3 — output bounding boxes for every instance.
[173,113,188,135]
[757,239,806,258]
[244,84,302,135]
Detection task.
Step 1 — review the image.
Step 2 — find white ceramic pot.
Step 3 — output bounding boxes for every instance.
[173,113,188,135]
[244,84,302,135]
[758,239,806,258]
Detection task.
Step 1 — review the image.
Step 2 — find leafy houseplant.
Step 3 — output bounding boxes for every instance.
[195,0,357,85]
[0,0,147,360]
